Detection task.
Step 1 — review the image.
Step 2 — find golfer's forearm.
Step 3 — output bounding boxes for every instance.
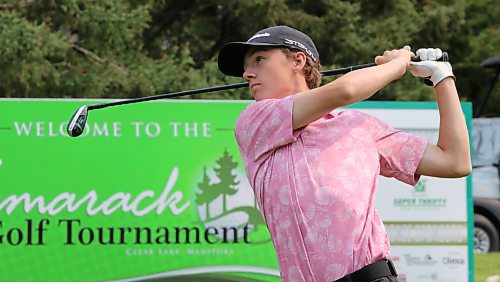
[434,78,472,174]
[330,58,407,106]
[293,59,406,128]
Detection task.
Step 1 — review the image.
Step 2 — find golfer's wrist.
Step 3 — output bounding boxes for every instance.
[434,76,456,89]
[432,73,456,87]
[389,58,409,78]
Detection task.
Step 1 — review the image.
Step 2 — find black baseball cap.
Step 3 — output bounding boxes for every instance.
[217,25,320,77]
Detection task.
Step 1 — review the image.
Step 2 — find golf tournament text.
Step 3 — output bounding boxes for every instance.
[13,121,212,138]
[0,219,251,246]
[0,167,188,216]
[0,166,252,246]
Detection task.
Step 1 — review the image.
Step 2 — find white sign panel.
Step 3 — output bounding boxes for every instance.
[355,105,471,282]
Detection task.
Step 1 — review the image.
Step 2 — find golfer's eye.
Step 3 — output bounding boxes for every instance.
[255,56,265,64]
[244,55,266,70]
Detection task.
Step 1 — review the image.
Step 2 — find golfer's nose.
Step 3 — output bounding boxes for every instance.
[243,67,256,82]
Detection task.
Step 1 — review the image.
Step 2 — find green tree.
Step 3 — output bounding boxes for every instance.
[450,0,500,117]
[0,0,205,98]
[0,10,68,97]
[0,0,497,115]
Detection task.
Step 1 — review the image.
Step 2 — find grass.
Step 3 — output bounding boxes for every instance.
[475,252,500,282]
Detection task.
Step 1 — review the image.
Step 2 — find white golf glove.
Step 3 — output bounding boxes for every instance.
[409,48,455,87]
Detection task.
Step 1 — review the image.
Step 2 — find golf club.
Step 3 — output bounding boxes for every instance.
[67,53,449,137]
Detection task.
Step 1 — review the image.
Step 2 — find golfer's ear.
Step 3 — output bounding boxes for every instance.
[293,52,307,70]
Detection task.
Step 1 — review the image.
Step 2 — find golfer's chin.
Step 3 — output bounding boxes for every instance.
[251,90,262,101]
[251,89,270,101]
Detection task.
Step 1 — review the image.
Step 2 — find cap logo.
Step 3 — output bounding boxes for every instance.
[247,32,270,42]
[284,38,317,62]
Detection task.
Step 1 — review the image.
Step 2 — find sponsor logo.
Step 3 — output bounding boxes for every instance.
[385,222,467,244]
[442,256,465,265]
[247,33,270,42]
[416,272,439,281]
[394,179,447,208]
[413,179,426,193]
[389,255,401,264]
[284,38,317,62]
[404,254,437,266]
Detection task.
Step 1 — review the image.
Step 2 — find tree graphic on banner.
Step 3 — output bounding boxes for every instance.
[196,166,219,219]
[213,149,240,213]
[196,149,266,235]
[196,149,240,219]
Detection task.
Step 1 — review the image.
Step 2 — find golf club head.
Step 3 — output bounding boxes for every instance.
[67,105,88,137]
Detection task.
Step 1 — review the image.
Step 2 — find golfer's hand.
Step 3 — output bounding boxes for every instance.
[409,48,455,87]
[374,47,414,66]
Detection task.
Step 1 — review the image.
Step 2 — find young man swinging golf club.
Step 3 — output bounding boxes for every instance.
[217,25,471,282]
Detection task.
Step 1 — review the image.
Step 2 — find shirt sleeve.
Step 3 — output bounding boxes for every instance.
[234,96,296,163]
[369,115,428,186]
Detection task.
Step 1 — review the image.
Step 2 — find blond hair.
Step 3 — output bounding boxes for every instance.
[281,48,321,89]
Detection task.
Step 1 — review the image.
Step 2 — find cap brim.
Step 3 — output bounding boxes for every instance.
[217,42,282,77]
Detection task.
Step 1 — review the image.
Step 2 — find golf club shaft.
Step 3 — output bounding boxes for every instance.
[87,63,378,110]
[67,52,449,137]
[86,52,448,110]
[88,82,248,110]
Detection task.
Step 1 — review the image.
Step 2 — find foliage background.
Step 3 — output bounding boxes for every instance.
[0,0,498,116]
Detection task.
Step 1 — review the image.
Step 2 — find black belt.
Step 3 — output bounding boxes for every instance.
[334,259,397,282]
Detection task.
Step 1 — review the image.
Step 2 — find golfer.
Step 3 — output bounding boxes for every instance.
[217,25,471,282]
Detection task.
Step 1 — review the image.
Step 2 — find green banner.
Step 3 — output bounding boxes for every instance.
[0,99,279,282]
[0,99,473,282]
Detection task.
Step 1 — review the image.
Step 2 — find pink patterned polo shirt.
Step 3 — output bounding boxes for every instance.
[234,96,427,282]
